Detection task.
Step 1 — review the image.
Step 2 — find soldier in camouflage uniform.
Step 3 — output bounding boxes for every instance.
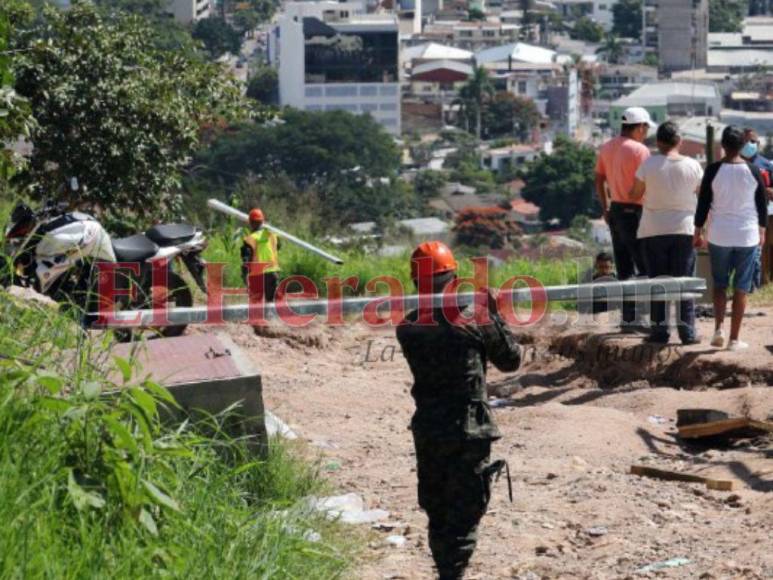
[396,241,521,580]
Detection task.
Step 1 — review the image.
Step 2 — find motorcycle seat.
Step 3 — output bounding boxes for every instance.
[145,224,196,246]
[112,234,159,262]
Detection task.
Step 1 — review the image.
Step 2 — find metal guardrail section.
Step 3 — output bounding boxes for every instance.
[100,277,706,327]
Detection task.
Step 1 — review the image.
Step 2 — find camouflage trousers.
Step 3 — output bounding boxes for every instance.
[413,435,499,580]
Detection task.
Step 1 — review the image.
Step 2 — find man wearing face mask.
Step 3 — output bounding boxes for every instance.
[741,129,773,289]
[742,129,773,199]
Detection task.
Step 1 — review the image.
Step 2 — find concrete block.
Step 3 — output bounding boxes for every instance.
[110,333,268,456]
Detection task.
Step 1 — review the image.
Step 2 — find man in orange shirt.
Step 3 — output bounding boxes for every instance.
[595,107,655,330]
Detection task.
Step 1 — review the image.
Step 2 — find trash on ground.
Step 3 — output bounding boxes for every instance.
[309,493,390,524]
[636,557,691,573]
[265,410,298,440]
[385,535,407,548]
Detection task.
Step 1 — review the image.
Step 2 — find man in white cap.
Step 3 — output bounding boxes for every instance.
[595,106,656,331]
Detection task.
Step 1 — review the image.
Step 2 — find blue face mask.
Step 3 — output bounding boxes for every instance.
[741,141,758,158]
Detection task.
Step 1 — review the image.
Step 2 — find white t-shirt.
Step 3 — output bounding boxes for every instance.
[707,163,761,247]
[635,154,704,238]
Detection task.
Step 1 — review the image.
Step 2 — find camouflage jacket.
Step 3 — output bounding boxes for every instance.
[396,305,521,442]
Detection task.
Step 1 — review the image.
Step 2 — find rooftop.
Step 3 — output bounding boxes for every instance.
[412,59,474,77]
[403,42,474,62]
[510,199,540,215]
[613,82,720,107]
[708,49,773,68]
[476,42,556,66]
[676,116,727,143]
[398,217,451,235]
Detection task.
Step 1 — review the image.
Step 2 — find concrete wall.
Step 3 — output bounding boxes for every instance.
[658,0,709,73]
[167,0,211,25]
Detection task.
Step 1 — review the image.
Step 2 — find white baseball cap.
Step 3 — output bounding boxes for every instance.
[621,106,657,128]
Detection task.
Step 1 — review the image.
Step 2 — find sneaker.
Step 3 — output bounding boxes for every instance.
[710,329,725,348]
[680,336,701,346]
[727,340,749,352]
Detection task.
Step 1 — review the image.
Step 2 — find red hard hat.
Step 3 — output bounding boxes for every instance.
[249,208,264,223]
[410,241,457,280]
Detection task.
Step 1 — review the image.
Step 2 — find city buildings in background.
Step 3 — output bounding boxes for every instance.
[167,0,212,24]
[269,1,401,135]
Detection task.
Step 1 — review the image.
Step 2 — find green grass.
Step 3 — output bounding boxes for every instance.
[0,285,360,579]
[203,229,587,297]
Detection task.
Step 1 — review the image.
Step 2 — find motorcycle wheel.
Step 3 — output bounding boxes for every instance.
[111,270,193,343]
[155,271,193,338]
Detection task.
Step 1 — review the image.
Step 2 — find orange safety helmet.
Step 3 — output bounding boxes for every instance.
[248,208,264,223]
[410,241,457,280]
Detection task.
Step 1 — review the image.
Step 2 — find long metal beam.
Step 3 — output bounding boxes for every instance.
[98,277,706,327]
[207,199,345,265]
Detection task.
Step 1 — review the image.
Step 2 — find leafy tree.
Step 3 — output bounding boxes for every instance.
[468,7,485,20]
[414,170,446,200]
[642,52,659,67]
[192,17,242,59]
[94,0,165,15]
[454,208,520,249]
[482,93,542,141]
[246,66,278,105]
[612,0,641,39]
[597,34,624,64]
[454,66,495,139]
[571,16,605,43]
[521,136,599,227]
[709,0,749,32]
[247,0,278,22]
[187,109,404,223]
[0,3,34,183]
[233,9,260,34]
[12,3,248,219]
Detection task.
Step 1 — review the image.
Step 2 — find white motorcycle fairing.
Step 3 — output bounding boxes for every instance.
[35,214,116,293]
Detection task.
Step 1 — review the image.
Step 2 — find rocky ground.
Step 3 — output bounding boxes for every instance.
[198,310,773,580]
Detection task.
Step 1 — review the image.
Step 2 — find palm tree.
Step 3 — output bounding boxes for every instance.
[454,66,495,139]
[596,34,624,65]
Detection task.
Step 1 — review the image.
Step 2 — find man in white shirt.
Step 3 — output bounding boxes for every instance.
[630,121,703,344]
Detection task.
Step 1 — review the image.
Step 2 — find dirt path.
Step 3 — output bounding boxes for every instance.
[204,312,773,579]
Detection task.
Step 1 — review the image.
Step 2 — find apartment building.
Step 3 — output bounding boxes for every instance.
[269,2,401,135]
[643,0,709,74]
[167,0,211,25]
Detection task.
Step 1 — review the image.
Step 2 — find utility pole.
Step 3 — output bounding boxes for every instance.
[706,122,715,166]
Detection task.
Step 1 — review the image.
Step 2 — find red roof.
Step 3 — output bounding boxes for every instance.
[510,199,540,215]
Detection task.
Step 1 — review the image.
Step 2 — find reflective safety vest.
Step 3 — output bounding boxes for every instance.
[244,229,280,273]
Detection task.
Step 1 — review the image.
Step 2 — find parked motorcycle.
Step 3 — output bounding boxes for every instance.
[2,202,207,338]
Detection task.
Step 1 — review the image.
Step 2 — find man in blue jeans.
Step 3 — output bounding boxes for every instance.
[629,121,704,344]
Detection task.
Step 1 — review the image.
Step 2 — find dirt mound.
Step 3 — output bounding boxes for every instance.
[523,330,773,390]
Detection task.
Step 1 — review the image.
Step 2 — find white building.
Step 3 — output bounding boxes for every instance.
[481,144,541,173]
[269,2,401,135]
[167,0,211,25]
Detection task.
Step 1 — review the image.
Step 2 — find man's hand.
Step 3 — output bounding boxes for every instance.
[766,187,773,202]
[693,230,706,249]
[486,289,500,317]
[602,208,610,224]
[760,227,767,248]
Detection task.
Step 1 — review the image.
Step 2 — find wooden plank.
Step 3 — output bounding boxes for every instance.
[630,465,735,491]
[677,418,751,439]
[678,418,773,439]
[748,420,773,434]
